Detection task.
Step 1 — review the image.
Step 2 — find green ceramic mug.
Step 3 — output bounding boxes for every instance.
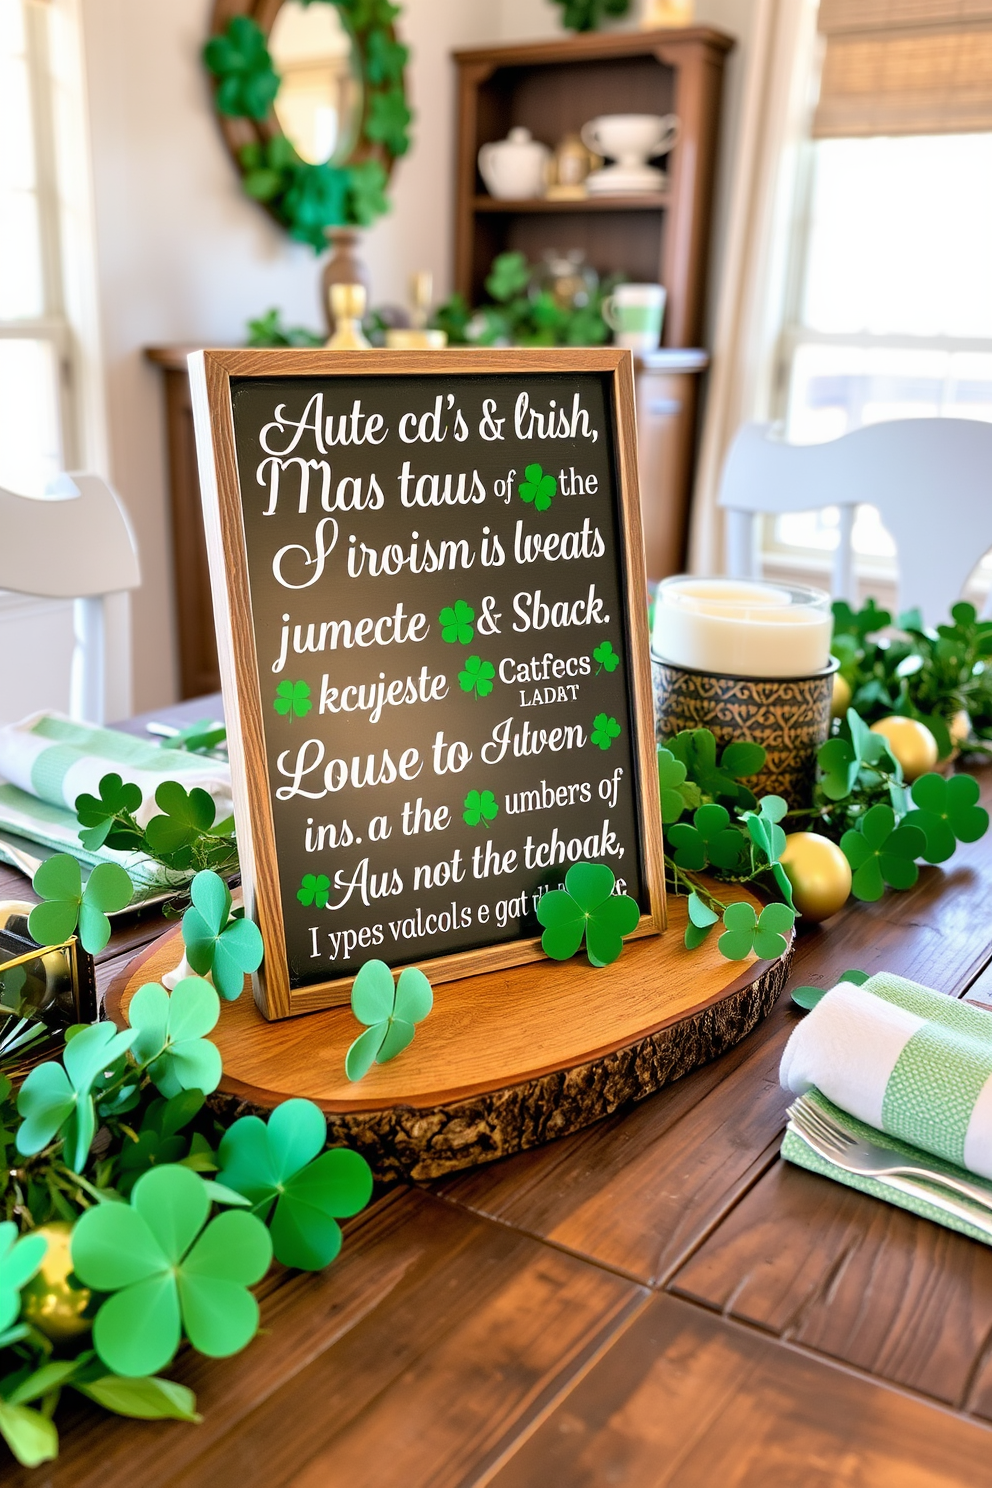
[602,284,667,353]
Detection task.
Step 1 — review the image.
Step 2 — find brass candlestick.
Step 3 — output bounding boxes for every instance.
[326,283,371,350]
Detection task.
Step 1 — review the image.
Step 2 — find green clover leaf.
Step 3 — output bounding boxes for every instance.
[518,462,557,512]
[592,640,620,674]
[116,1091,210,1195]
[740,796,795,909]
[298,873,331,909]
[459,656,496,698]
[817,736,859,801]
[71,1165,272,1377]
[203,16,280,121]
[218,1099,372,1269]
[366,85,413,157]
[665,729,767,811]
[903,772,990,864]
[536,862,640,968]
[28,854,133,955]
[591,713,621,751]
[344,961,433,1081]
[144,780,219,865]
[74,772,144,851]
[438,599,475,644]
[840,804,926,901]
[463,789,499,828]
[667,802,749,874]
[718,901,795,961]
[273,679,312,720]
[791,967,869,1011]
[128,977,222,1100]
[684,890,719,950]
[0,1222,48,1335]
[16,1022,137,1171]
[181,870,263,1001]
[657,746,702,824]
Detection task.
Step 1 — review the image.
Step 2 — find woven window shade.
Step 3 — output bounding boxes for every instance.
[814,0,992,137]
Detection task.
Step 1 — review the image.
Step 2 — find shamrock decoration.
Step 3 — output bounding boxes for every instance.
[344,961,434,1081]
[818,710,901,803]
[298,873,331,909]
[667,803,749,874]
[459,656,496,698]
[128,977,222,1100]
[0,1222,47,1338]
[181,870,264,1001]
[70,1165,272,1376]
[28,855,133,956]
[592,640,620,674]
[144,780,232,865]
[684,891,720,950]
[791,967,868,1012]
[438,600,475,644]
[463,789,499,828]
[367,87,413,158]
[840,804,926,901]
[903,772,990,864]
[740,796,795,909]
[518,462,557,512]
[665,731,767,812]
[273,679,312,720]
[717,901,796,961]
[116,1090,211,1196]
[218,1099,372,1269]
[203,15,280,120]
[17,1022,136,1172]
[591,713,621,751]
[657,747,702,824]
[536,862,640,968]
[75,772,143,851]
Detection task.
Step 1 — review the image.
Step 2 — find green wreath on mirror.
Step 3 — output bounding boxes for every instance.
[203,0,411,250]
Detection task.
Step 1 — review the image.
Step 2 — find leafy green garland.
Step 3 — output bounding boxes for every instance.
[551,0,630,31]
[433,251,618,349]
[203,0,411,250]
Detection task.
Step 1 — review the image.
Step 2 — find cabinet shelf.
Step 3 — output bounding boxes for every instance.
[472,193,670,214]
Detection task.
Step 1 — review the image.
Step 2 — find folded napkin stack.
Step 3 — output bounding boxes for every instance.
[0,712,233,900]
[781,972,992,1242]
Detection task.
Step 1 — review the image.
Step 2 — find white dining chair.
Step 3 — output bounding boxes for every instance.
[717,419,992,626]
[0,473,141,724]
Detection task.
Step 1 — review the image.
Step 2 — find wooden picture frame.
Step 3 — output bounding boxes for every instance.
[189,348,665,1020]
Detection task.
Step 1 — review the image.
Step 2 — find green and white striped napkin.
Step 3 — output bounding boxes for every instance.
[0,712,232,900]
[781,973,992,1243]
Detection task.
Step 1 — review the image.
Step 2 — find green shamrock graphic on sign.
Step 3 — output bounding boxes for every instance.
[458,656,496,697]
[439,600,475,644]
[297,873,330,909]
[518,463,557,512]
[273,679,312,720]
[592,640,620,674]
[463,789,499,827]
[591,713,621,751]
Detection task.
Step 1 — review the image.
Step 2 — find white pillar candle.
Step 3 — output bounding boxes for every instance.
[652,577,832,679]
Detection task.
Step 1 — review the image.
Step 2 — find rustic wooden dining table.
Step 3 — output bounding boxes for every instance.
[8,693,992,1487]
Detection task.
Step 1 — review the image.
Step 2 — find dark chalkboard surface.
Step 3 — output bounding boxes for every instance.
[189,349,664,1020]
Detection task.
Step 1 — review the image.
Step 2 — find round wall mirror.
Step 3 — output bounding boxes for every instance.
[268,1,362,167]
[205,1,410,248]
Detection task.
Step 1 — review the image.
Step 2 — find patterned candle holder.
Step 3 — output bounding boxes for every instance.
[652,654,838,808]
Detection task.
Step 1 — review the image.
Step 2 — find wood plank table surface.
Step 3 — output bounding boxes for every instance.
[8,694,992,1486]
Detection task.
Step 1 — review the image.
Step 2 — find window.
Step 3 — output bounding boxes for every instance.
[0,0,78,498]
[770,134,992,574]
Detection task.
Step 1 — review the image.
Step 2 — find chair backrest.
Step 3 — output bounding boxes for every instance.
[717,419,992,626]
[0,474,140,724]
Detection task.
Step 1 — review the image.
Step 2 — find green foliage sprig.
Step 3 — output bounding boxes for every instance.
[551,0,630,31]
[0,968,372,1465]
[432,251,620,349]
[203,2,411,249]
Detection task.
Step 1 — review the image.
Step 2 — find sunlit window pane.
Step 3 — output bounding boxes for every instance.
[0,1,43,320]
[804,136,992,339]
[0,339,62,497]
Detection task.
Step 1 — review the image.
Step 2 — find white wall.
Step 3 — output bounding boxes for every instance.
[72,0,752,715]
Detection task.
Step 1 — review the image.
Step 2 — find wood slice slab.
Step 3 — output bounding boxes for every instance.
[106,893,792,1182]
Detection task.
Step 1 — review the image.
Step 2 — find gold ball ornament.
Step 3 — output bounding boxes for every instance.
[779,833,853,923]
[869,715,939,781]
[831,673,852,719]
[950,709,971,747]
[20,1221,91,1340]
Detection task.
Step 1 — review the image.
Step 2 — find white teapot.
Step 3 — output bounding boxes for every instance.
[478,127,550,201]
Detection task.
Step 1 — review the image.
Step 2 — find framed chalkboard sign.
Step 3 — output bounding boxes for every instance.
[189,349,664,1020]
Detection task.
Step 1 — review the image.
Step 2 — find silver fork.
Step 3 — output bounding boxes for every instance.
[789,1093,992,1215]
